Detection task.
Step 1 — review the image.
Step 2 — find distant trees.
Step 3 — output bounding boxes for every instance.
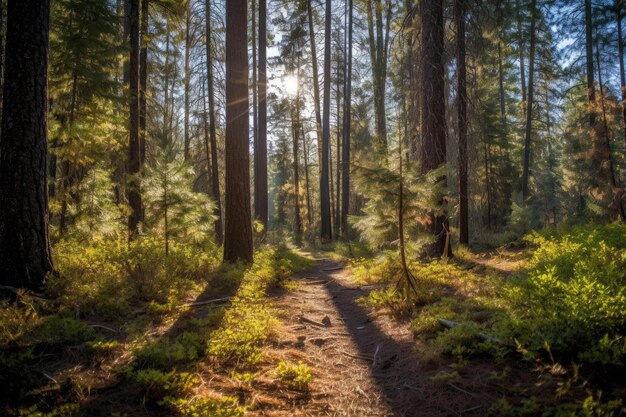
[0,0,54,289]
[223,0,253,263]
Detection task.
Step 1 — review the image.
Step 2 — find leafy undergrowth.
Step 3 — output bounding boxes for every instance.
[350,223,626,416]
[1,237,312,417]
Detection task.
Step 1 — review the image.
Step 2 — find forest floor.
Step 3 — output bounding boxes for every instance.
[4,243,622,416]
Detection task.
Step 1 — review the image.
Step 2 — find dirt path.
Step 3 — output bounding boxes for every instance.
[257,256,426,417]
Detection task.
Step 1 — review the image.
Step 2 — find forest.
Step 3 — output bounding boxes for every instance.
[0,0,625,415]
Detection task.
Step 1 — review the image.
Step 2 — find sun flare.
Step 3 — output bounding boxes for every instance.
[283,74,299,96]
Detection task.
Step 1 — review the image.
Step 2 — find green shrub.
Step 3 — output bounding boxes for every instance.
[164,396,244,417]
[131,369,199,400]
[26,316,97,346]
[274,360,313,391]
[496,223,626,365]
[134,332,204,369]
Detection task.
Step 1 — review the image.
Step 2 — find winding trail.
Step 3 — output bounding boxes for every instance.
[257,255,426,417]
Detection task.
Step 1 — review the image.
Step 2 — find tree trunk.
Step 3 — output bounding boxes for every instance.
[420,0,450,257]
[521,0,536,199]
[585,0,595,129]
[455,0,468,245]
[128,0,142,238]
[335,43,342,239]
[341,0,352,237]
[320,0,332,240]
[302,124,313,228]
[252,0,258,174]
[292,93,302,243]
[139,0,148,165]
[617,3,626,145]
[223,0,253,263]
[254,0,268,232]
[205,0,223,243]
[307,0,323,177]
[0,0,54,290]
[516,0,526,115]
[184,0,191,161]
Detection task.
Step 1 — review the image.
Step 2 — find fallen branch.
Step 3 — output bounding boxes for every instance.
[180,296,233,309]
[437,318,502,344]
[89,324,118,333]
[323,266,343,272]
[303,280,328,286]
[298,316,329,327]
[340,349,373,362]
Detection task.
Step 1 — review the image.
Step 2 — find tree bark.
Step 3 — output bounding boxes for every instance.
[139,0,148,165]
[0,0,54,290]
[341,0,352,237]
[455,0,468,245]
[223,0,253,263]
[254,0,268,231]
[307,0,323,177]
[617,2,626,145]
[521,0,536,199]
[205,0,223,243]
[320,0,332,240]
[292,92,302,243]
[516,0,526,115]
[128,0,142,237]
[420,0,450,257]
[184,0,191,161]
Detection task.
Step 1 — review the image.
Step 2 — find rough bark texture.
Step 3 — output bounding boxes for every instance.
[223,0,253,263]
[139,0,148,165]
[254,0,268,231]
[455,0,468,245]
[341,0,352,238]
[521,0,536,199]
[420,0,450,257]
[128,0,142,237]
[205,0,223,243]
[320,0,332,241]
[0,0,53,290]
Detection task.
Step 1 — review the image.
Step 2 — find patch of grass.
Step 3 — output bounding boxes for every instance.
[274,360,313,391]
[134,331,204,369]
[130,369,199,402]
[164,396,245,417]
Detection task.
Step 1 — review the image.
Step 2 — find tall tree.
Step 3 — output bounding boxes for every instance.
[420,0,449,257]
[307,0,323,175]
[128,0,142,237]
[320,0,332,240]
[254,0,268,232]
[139,0,148,165]
[341,0,352,237]
[617,1,626,144]
[0,0,54,289]
[223,0,253,263]
[184,0,191,160]
[521,0,536,199]
[205,0,223,243]
[456,0,468,245]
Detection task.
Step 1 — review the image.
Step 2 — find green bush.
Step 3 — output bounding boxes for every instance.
[26,316,97,346]
[164,396,244,417]
[496,223,626,365]
[274,360,313,391]
[134,331,204,369]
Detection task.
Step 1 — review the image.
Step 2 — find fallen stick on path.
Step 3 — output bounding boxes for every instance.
[303,280,328,285]
[298,316,329,327]
[180,296,233,309]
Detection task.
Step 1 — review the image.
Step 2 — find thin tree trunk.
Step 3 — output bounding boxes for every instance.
[456,0,468,245]
[0,0,54,289]
[184,0,191,160]
[617,3,626,145]
[341,0,352,237]
[307,0,323,176]
[521,0,536,199]
[320,0,332,240]
[223,0,253,263]
[252,0,258,171]
[205,0,223,243]
[302,124,313,228]
[516,0,526,115]
[335,44,342,239]
[292,92,302,243]
[254,0,268,231]
[128,0,143,237]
